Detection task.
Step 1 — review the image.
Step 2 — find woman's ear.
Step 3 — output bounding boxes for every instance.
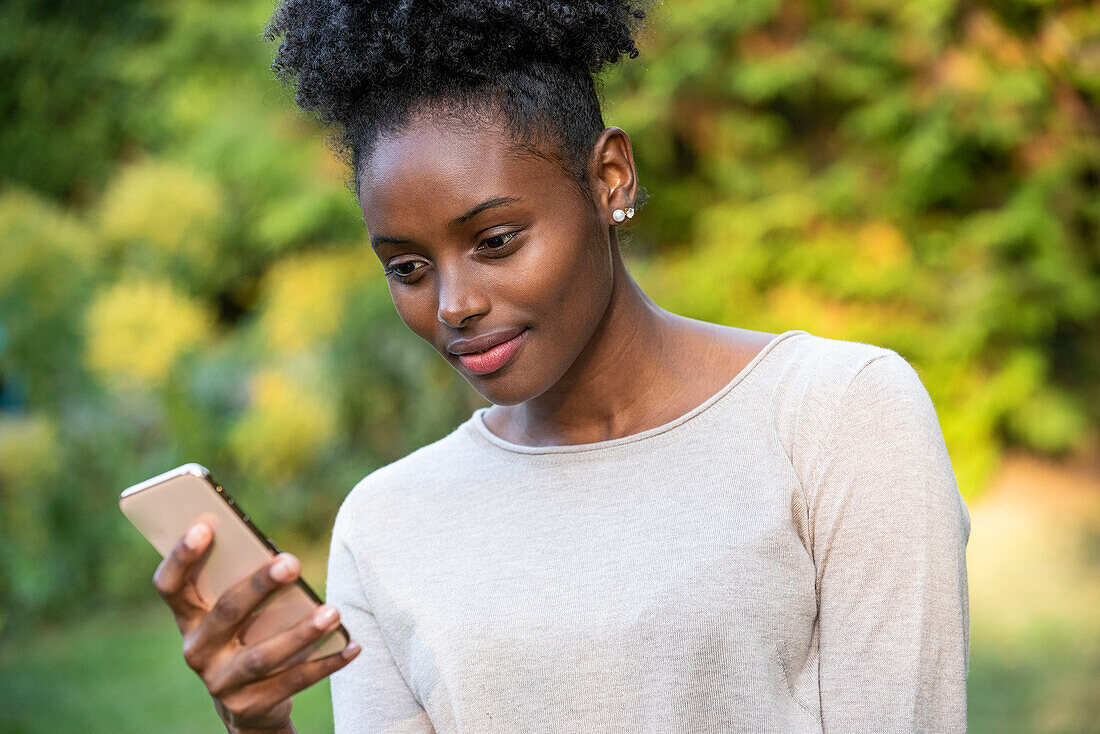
[589,127,638,223]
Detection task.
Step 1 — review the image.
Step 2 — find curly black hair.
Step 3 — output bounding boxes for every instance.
[264,0,648,200]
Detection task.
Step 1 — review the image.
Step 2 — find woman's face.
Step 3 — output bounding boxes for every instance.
[357,113,622,406]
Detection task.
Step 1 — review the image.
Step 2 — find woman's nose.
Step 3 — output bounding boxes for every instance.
[436,267,488,328]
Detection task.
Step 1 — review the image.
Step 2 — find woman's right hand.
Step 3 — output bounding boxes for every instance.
[152,522,361,733]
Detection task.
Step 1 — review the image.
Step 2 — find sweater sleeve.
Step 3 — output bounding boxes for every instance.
[808,352,971,733]
[327,526,436,734]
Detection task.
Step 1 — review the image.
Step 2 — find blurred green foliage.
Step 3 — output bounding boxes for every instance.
[0,0,1097,627]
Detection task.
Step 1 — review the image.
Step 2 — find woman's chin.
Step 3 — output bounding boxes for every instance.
[465,375,537,408]
[454,359,553,407]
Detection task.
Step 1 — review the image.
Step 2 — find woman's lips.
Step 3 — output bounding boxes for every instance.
[456,329,528,376]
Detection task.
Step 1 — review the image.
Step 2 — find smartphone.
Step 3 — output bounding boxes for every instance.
[119,462,349,661]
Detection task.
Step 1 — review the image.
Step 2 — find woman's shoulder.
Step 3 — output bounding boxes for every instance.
[331,415,483,537]
[763,330,938,483]
[766,328,920,404]
[693,323,908,394]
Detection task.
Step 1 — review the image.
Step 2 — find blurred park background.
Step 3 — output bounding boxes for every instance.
[1,0,1098,731]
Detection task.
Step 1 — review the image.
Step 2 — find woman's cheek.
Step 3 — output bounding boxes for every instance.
[552,235,612,327]
[389,285,436,342]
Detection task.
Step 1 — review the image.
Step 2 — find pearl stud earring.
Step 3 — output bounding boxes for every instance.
[612,204,637,224]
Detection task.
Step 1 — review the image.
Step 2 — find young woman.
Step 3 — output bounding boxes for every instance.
[152,2,971,732]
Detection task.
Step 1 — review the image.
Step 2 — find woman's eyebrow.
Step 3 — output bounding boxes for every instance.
[369,234,411,249]
[452,196,522,225]
[370,196,523,248]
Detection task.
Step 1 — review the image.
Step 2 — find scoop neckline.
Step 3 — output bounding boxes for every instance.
[467,328,809,455]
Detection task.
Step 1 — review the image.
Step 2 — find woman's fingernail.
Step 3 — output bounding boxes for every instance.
[184,523,210,551]
[312,605,338,629]
[342,641,361,659]
[269,554,299,583]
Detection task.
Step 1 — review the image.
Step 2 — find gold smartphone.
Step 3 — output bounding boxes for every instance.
[119,463,348,661]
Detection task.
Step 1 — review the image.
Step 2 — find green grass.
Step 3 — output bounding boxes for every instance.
[968,624,1100,734]
[963,454,1100,734]
[0,604,334,734]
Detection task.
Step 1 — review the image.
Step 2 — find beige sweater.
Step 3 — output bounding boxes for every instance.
[327,329,971,733]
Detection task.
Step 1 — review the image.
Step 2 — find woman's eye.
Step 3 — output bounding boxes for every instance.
[480,231,518,250]
[386,260,424,279]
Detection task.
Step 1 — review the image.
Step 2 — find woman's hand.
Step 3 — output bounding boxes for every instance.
[152,522,361,733]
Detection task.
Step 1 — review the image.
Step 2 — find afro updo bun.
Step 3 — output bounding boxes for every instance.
[265,0,649,196]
